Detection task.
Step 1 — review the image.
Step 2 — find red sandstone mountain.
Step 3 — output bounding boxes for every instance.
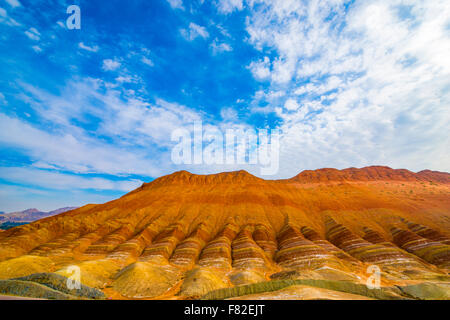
[0,166,449,300]
[290,166,450,183]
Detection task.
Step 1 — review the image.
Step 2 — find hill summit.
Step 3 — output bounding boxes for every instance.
[291,166,450,183]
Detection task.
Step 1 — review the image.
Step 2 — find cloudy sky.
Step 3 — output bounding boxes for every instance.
[0,0,449,211]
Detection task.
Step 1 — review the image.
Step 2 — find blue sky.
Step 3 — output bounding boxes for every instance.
[0,0,449,212]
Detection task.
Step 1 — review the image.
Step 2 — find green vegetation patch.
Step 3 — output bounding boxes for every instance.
[13,273,105,299]
[397,282,450,300]
[202,279,408,300]
[0,280,78,300]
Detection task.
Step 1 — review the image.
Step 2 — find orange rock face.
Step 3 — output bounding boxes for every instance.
[0,166,449,299]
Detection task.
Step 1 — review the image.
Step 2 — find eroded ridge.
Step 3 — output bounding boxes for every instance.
[361,227,391,245]
[232,225,268,270]
[253,224,277,259]
[325,218,431,269]
[139,223,186,264]
[301,226,360,265]
[391,227,450,269]
[82,224,135,259]
[3,220,126,269]
[28,232,80,257]
[198,223,239,269]
[275,224,335,269]
[56,222,121,258]
[105,223,159,264]
[169,223,211,268]
[0,206,139,263]
[405,221,450,245]
[0,228,57,262]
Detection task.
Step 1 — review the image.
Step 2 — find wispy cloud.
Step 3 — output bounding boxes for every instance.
[166,0,184,10]
[1,0,449,213]
[215,0,243,14]
[31,45,42,53]
[245,0,450,175]
[0,112,161,176]
[24,27,40,41]
[78,42,99,52]
[0,93,7,105]
[181,22,209,41]
[210,38,232,54]
[0,166,143,192]
[5,0,21,8]
[7,77,206,177]
[0,7,20,26]
[220,107,238,121]
[141,56,154,66]
[102,58,121,71]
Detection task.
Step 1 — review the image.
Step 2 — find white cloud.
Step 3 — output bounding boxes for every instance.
[166,0,184,10]
[78,42,99,52]
[284,98,299,111]
[0,111,164,177]
[102,59,121,71]
[24,27,40,41]
[216,24,231,38]
[141,56,154,66]
[248,88,286,114]
[220,107,238,121]
[210,38,232,54]
[244,0,450,176]
[5,0,21,8]
[0,167,142,192]
[0,8,20,26]
[181,22,209,41]
[215,0,243,14]
[115,75,137,83]
[248,56,271,80]
[294,76,343,96]
[2,0,449,184]
[7,78,207,177]
[32,45,42,53]
[0,93,7,105]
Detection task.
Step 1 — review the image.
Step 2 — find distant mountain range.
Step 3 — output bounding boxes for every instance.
[0,207,78,229]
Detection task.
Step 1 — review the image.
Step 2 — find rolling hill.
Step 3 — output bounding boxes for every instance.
[0,166,448,300]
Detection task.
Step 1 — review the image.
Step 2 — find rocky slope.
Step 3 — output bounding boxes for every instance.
[0,166,448,300]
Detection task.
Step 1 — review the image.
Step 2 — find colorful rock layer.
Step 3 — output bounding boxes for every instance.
[0,167,449,299]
